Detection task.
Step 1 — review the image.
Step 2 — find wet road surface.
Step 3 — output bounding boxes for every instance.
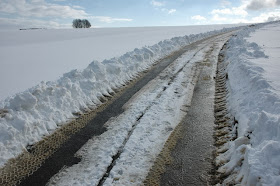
[159,39,230,185]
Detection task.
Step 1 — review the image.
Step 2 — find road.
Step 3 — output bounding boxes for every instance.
[0,31,234,186]
[158,36,227,186]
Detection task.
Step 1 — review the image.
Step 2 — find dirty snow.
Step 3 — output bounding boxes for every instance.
[219,21,280,185]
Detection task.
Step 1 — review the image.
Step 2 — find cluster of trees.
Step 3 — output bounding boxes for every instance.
[72,19,91,28]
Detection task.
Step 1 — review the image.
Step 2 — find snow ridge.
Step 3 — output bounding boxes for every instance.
[219,21,280,185]
[0,27,236,168]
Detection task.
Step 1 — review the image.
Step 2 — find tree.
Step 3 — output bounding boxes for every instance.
[83,19,91,28]
[72,19,81,28]
[72,19,91,28]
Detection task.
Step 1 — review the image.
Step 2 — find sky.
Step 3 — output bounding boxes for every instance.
[0,0,280,29]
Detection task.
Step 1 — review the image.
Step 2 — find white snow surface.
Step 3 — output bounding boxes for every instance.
[0,25,239,101]
[219,21,280,185]
[0,26,236,168]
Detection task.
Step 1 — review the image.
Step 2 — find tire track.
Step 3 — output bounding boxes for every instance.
[98,33,236,186]
[144,33,235,186]
[212,42,237,184]
[97,44,209,186]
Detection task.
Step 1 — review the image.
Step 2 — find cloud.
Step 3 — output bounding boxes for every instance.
[220,0,232,7]
[90,16,133,23]
[208,0,280,24]
[211,8,232,15]
[211,6,248,17]
[72,5,84,10]
[210,14,251,24]
[0,17,65,29]
[150,0,165,7]
[160,8,177,14]
[0,0,88,18]
[247,0,280,10]
[211,14,228,22]
[168,9,176,14]
[150,1,176,15]
[191,15,206,21]
[0,0,133,28]
[150,0,177,14]
[251,10,280,21]
[210,9,280,24]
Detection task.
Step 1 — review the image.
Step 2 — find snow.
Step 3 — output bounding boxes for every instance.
[218,21,280,185]
[0,25,239,101]
[247,23,280,92]
[0,26,237,169]
[2,21,279,185]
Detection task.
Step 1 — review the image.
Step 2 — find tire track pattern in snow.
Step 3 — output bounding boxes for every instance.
[212,42,237,184]
[145,34,235,186]
[97,52,203,186]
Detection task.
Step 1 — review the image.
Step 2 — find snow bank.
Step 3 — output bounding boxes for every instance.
[219,21,280,185]
[0,27,236,168]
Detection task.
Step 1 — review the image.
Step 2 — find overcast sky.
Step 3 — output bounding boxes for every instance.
[1,0,280,29]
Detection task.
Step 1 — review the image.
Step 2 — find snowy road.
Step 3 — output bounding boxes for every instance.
[47,32,234,186]
[157,36,226,185]
[2,31,235,186]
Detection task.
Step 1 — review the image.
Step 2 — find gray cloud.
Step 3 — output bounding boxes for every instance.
[247,0,280,10]
[267,15,280,21]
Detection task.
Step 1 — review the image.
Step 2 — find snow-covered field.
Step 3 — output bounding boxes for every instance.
[0,25,237,169]
[0,25,239,101]
[218,21,280,185]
